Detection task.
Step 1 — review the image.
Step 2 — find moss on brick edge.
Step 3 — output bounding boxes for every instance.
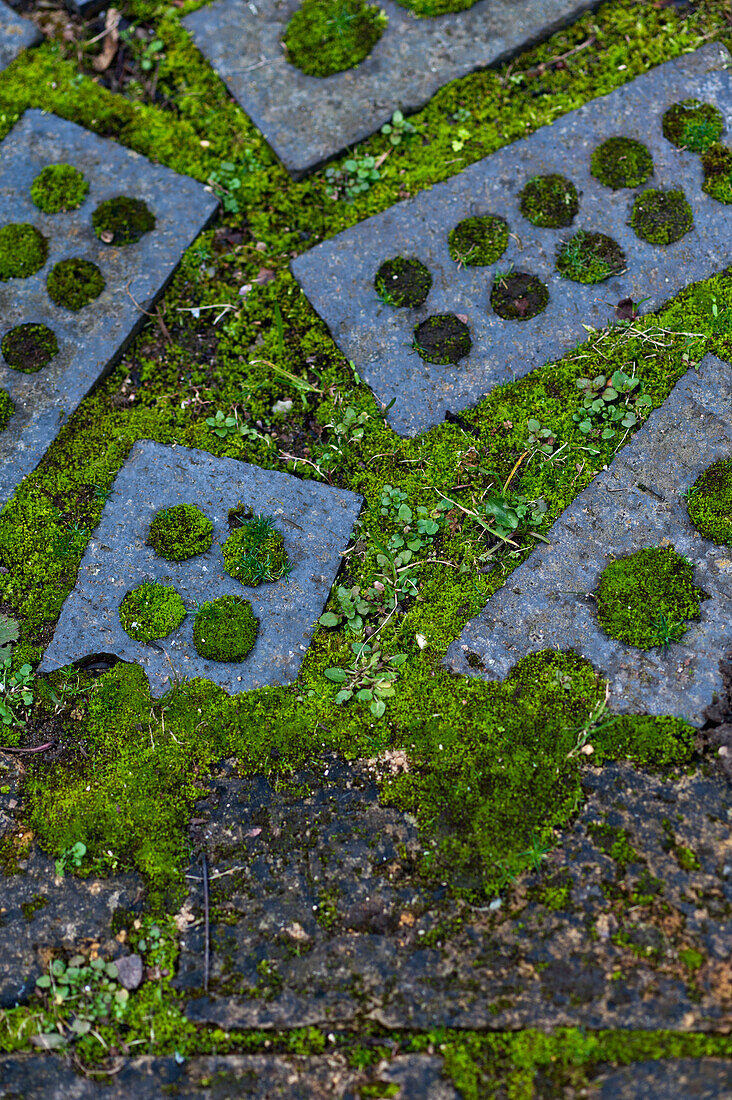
[686,458,732,545]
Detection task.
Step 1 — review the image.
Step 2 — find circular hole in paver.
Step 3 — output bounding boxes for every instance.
[662,99,724,154]
[92,196,156,246]
[30,163,89,213]
[630,188,693,245]
[519,174,579,228]
[374,256,432,307]
[222,513,291,586]
[1,323,59,373]
[283,0,387,78]
[148,503,213,562]
[555,230,625,284]
[47,258,105,311]
[590,136,654,190]
[490,272,548,320]
[119,581,187,643]
[193,594,258,662]
[412,313,471,364]
[701,143,732,205]
[687,458,732,546]
[0,223,48,281]
[448,214,509,267]
[595,545,706,650]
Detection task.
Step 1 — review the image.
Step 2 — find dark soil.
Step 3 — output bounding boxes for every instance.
[490,272,549,320]
[413,313,471,364]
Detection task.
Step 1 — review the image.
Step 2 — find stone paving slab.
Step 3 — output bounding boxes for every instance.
[589,1059,732,1100]
[445,355,732,727]
[39,441,363,697]
[0,1,40,72]
[0,110,218,506]
[182,0,602,178]
[292,44,732,436]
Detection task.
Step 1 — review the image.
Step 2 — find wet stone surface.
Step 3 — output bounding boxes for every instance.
[40,441,363,697]
[174,754,731,1032]
[446,355,732,727]
[292,44,732,436]
[0,110,217,505]
[182,0,601,178]
[0,1,39,72]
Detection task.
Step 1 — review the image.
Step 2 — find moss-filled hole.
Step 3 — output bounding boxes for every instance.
[119,582,187,644]
[448,214,509,266]
[148,503,213,562]
[374,256,432,307]
[0,223,48,281]
[1,323,58,373]
[701,143,732,205]
[662,99,724,154]
[394,0,479,15]
[30,164,89,214]
[630,188,693,246]
[92,196,155,246]
[283,0,387,78]
[519,174,578,228]
[46,258,105,311]
[222,514,290,585]
[490,271,548,320]
[413,313,471,364]
[686,458,732,545]
[595,545,706,650]
[590,136,653,189]
[556,230,625,284]
[193,594,258,662]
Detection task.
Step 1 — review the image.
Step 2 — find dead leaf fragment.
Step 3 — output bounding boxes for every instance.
[92,9,120,74]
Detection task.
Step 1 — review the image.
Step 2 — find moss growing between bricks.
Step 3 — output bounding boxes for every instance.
[556,230,625,284]
[687,458,732,545]
[519,173,578,228]
[630,188,694,245]
[0,223,47,281]
[30,163,89,214]
[590,136,654,189]
[148,503,213,561]
[662,98,725,153]
[92,196,155,246]
[222,514,290,585]
[193,594,258,661]
[46,257,105,311]
[1,323,58,373]
[119,581,187,643]
[374,256,432,307]
[283,0,387,78]
[448,214,509,266]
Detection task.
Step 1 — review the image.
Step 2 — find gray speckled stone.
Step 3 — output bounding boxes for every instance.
[40,441,363,697]
[292,44,732,437]
[0,1,40,71]
[182,0,602,177]
[0,110,218,505]
[445,355,732,728]
[590,1060,732,1100]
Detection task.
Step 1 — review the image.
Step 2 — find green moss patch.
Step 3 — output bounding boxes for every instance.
[394,0,479,16]
[630,188,693,245]
[701,142,732,205]
[92,196,155,246]
[0,387,13,433]
[148,503,213,561]
[46,258,105,311]
[490,271,548,320]
[374,256,432,307]
[519,173,578,228]
[193,594,258,661]
[0,223,48,281]
[283,0,387,78]
[119,581,187,643]
[413,312,471,364]
[590,136,654,189]
[448,214,509,266]
[686,458,732,545]
[1,323,58,373]
[662,99,724,153]
[595,545,706,650]
[30,163,89,214]
[556,230,625,284]
[222,514,290,585]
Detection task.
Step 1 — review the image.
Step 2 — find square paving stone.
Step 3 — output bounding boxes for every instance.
[181,0,602,178]
[0,110,218,506]
[0,1,40,71]
[292,43,732,437]
[40,441,363,698]
[445,354,732,728]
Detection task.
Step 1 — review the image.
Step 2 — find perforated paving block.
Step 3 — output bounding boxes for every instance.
[40,441,363,698]
[0,1,40,71]
[182,0,602,178]
[0,110,218,505]
[292,44,732,437]
[445,355,732,728]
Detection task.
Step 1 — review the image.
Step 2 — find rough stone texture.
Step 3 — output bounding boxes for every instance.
[589,1059,732,1099]
[0,110,218,505]
[182,0,602,178]
[292,44,732,436]
[40,441,363,697]
[0,1,39,72]
[445,355,732,727]
[174,755,732,1032]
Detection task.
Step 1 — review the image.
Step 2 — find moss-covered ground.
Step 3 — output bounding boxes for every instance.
[1,0,731,1086]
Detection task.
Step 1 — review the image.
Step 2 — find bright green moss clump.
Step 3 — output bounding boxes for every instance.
[148,503,213,562]
[556,230,625,284]
[662,99,724,154]
[519,174,578,228]
[413,313,471,364]
[222,514,290,585]
[448,215,509,266]
[193,594,258,662]
[595,545,705,649]
[630,188,693,245]
[92,197,155,246]
[701,143,732,205]
[0,388,13,433]
[46,258,105,310]
[0,223,48,281]
[119,581,187,643]
[374,256,432,307]
[395,0,479,16]
[590,136,654,189]
[30,163,89,214]
[284,0,387,78]
[686,458,732,545]
[1,323,58,373]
